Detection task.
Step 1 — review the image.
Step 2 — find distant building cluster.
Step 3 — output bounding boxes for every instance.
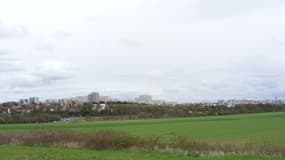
[87,92,100,103]
[0,92,115,115]
[135,95,153,104]
[5,92,179,108]
[11,93,285,107]
[200,98,285,107]
[40,92,176,106]
[41,92,113,104]
[1,92,285,109]
[19,97,40,105]
[0,92,285,116]
[134,95,176,105]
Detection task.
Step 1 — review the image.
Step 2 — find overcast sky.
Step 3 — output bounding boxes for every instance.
[0,0,285,102]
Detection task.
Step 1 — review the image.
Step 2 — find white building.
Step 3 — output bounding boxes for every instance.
[88,92,100,103]
[151,100,165,105]
[19,99,29,105]
[135,95,152,104]
[69,96,88,103]
[100,96,112,103]
[29,97,40,104]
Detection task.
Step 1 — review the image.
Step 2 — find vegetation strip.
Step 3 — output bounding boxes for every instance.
[0,130,284,157]
[1,145,284,160]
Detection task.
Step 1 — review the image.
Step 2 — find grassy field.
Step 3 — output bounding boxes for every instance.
[0,145,284,160]
[0,112,284,159]
[0,112,284,145]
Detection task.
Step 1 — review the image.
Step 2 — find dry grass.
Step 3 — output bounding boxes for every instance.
[0,131,284,157]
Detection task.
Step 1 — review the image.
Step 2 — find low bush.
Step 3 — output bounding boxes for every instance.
[0,131,284,157]
[0,113,61,124]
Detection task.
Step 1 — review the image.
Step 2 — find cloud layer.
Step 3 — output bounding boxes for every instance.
[0,0,285,102]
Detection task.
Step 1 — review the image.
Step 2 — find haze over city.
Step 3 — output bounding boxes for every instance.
[1,0,285,102]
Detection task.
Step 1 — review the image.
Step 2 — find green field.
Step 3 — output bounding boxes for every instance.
[0,112,284,159]
[0,145,284,160]
[0,112,284,145]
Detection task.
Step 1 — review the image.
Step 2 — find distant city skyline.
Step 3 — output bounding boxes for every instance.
[1,0,285,102]
[2,90,285,105]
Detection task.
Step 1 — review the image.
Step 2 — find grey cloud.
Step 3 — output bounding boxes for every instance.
[1,1,285,101]
[0,52,22,72]
[272,37,285,47]
[1,60,72,92]
[186,0,285,21]
[120,39,143,47]
[0,22,28,38]
[0,65,23,72]
[0,50,14,55]
[271,91,285,98]
[10,74,71,89]
[54,31,72,39]
[0,57,19,62]
[10,74,46,88]
[159,63,285,102]
[147,0,285,26]
[0,59,24,72]
[33,41,56,51]
[0,51,20,63]
[34,72,72,84]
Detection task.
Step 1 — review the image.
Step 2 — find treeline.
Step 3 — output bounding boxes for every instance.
[0,103,285,123]
[60,103,285,120]
[99,103,285,120]
[0,113,61,124]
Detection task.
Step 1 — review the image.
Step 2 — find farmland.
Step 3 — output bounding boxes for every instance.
[0,112,284,159]
[0,112,284,145]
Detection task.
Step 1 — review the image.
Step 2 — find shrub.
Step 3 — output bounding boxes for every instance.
[0,131,284,157]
